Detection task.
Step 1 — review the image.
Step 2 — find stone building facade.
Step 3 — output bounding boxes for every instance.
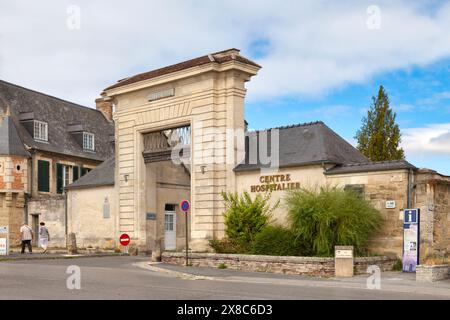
[3,48,444,261]
[64,48,450,260]
[0,80,114,247]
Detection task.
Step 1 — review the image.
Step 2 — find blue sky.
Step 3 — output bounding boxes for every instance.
[246,57,450,174]
[1,0,449,174]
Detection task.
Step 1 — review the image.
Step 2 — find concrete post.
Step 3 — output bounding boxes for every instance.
[67,232,78,255]
[335,246,354,277]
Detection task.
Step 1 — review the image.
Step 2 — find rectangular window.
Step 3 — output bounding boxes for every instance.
[57,164,71,194]
[164,214,174,231]
[34,121,48,142]
[37,160,50,192]
[344,184,365,199]
[83,132,95,151]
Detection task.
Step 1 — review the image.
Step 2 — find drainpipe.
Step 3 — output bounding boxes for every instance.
[64,190,68,238]
[407,168,413,208]
[26,149,36,224]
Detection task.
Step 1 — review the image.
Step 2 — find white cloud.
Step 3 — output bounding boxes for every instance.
[402,123,450,156]
[0,1,450,106]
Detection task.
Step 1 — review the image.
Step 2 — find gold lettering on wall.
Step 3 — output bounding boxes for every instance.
[251,174,300,193]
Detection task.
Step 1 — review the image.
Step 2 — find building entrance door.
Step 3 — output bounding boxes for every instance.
[164,210,176,250]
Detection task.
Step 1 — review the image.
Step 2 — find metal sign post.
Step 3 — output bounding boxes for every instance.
[403,209,420,272]
[180,200,190,267]
[0,226,9,256]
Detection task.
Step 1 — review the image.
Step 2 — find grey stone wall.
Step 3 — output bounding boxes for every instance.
[416,265,450,282]
[162,252,396,277]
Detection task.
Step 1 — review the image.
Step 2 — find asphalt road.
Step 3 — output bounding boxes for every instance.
[0,256,447,300]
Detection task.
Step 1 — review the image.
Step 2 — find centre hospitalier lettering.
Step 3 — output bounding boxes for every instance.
[250,174,301,193]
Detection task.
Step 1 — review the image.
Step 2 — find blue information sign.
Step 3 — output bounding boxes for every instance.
[403,209,420,273]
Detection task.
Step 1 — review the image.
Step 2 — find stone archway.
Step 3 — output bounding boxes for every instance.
[101,49,260,252]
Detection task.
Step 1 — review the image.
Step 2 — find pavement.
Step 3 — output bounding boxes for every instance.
[137,262,450,298]
[1,256,449,300]
[0,249,128,262]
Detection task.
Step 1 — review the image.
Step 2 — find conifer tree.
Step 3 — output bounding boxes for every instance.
[355,85,405,161]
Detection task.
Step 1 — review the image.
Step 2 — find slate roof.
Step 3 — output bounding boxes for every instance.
[66,156,115,189]
[104,49,261,91]
[0,102,30,157]
[325,159,417,175]
[234,121,369,172]
[0,80,114,161]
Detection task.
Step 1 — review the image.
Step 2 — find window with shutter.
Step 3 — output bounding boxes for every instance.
[56,164,63,194]
[73,166,79,182]
[57,164,72,194]
[37,160,50,192]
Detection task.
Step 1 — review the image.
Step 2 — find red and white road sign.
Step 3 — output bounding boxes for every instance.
[119,233,131,246]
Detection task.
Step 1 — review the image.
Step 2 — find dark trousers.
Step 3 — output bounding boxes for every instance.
[21,240,32,253]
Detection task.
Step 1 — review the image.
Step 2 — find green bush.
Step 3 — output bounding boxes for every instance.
[218,263,228,269]
[221,191,279,253]
[209,239,240,254]
[252,225,307,256]
[286,186,382,257]
[392,258,403,271]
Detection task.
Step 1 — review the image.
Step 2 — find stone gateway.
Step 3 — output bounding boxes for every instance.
[66,49,449,260]
[2,49,446,261]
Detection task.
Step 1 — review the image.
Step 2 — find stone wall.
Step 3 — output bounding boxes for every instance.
[162,252,396,277]
[0,192,25,244]
[327,170,409,258]
[416,265,450,282]
[414,170,450,259]
[28,198,66,247]
[67,186,117,249]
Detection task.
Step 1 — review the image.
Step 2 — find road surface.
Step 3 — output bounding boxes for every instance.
[0,256,447,300]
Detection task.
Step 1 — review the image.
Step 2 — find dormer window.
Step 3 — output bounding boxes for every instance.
[34,120,48,142]
[83,132,95,151]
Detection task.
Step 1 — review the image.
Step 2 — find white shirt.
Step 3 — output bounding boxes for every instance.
[20,225,33,241]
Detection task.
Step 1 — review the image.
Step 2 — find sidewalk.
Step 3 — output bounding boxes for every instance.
[136,262,450,298]
[1,248,129,262]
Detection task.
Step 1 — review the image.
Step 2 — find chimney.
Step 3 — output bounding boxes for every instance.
[96,97,113,121]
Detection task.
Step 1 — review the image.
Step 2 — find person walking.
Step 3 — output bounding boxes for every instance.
[38,222,50,253]
[20,223,33,254]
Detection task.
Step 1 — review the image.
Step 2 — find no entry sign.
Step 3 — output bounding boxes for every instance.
[119,233,131,246]
[181,200,190,213]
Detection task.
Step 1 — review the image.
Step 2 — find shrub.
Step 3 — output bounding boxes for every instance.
[218,263,228,269]
[209,239,241,254]
[286,186,382,257]
[392,259,403,271]
[251,225,307,256]
[221,191,279,253]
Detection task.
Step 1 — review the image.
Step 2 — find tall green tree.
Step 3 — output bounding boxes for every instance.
[355,85,405,161]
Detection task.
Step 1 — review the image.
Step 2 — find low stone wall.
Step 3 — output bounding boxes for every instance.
[416,265,450,282]
[162,252,396,277]
[354,256,397,274]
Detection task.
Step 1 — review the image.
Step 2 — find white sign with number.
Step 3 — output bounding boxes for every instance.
[385,200,396,209]
[0,238,7,256]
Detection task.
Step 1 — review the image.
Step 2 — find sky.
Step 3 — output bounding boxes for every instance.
[0,0,449,174]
